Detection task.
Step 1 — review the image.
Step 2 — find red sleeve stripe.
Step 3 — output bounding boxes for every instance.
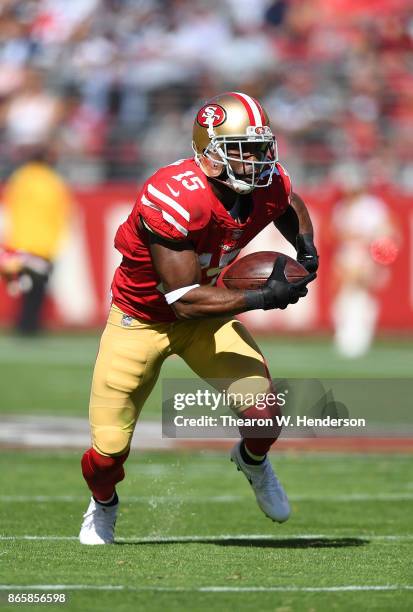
[230,92,264,126]
[147,183,190,222]
[141,195,188,236]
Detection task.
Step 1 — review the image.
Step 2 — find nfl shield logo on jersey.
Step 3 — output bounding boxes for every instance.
[121,314,134,327]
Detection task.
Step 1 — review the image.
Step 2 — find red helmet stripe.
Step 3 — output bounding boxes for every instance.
[229,92,264,127]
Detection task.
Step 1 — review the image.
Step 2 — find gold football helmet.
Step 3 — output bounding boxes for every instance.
[192,92,278,194]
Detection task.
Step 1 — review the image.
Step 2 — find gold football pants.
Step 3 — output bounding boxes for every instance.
[89,304,270,456]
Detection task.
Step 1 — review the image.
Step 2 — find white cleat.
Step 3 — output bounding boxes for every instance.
[230,442,291,523]
[79,496,118,545]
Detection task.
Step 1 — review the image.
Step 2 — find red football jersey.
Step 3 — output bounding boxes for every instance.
[111,157,292,322]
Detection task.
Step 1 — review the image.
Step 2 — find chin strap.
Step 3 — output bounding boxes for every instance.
[195,139,259,194]
[209,173,255,194]
[213,145,255,194]
[228,177,255,194]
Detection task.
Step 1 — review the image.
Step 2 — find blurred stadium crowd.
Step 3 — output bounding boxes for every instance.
[0,0,412,188]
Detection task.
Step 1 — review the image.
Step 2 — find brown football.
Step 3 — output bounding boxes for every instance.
[220,251,309,290]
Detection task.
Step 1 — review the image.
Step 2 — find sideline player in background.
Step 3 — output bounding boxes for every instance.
[79,92,319,544]
[2,147,71,335]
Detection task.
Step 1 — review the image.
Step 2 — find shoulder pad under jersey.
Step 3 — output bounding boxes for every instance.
[138,159,211,241]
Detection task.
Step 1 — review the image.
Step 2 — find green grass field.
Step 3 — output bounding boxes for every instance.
[0,333,412,417]
[0,333,412,611]
[0,451,412,611]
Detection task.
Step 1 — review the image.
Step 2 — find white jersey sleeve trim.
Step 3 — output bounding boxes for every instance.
[148,183,190,222]
[141,195,188,237]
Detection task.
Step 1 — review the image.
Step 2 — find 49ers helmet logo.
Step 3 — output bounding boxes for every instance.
[197,104,226,128]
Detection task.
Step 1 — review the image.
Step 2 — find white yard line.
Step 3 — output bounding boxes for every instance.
[0,534,412,542]
[0,495,242,504]
[292,493,413,501]
[1,492,413,503]
[0,584,412,593]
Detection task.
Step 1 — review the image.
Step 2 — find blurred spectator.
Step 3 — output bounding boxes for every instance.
[0,0,410,188]
[56,84,107,183]
[3,66,61,145]
[330,165,398,357]
[2,148,71,334]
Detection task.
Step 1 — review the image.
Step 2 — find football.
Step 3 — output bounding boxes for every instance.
[220,251,309,290]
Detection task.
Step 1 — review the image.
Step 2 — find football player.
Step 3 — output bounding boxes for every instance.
[79,92,319,544]
[0,247,43,296]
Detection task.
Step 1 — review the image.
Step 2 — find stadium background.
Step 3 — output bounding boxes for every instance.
[0,0,412,333]
[0,1,412,611]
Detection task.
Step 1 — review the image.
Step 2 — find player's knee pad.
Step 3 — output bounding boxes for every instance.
[227,375,271,413]
[92,426,132,457]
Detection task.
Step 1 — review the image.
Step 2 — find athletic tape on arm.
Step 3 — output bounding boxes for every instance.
[165,284,200,305]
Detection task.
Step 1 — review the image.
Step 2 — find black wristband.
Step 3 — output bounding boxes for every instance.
[244,289,265,310]
[296,233,317,254]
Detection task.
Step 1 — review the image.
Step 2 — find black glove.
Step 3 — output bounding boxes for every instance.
[296,233,319,274]
[245,255,316,311]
